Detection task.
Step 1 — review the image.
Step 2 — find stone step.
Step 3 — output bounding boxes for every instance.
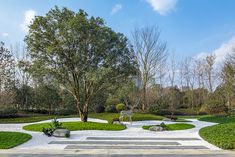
[65,145,209,150]
[86,137,201,141]
[49,141,180,145]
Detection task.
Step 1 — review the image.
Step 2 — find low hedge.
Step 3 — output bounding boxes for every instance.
[0,108,18,118]
[199,116,235,124]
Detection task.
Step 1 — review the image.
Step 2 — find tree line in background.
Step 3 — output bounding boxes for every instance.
[0,7,234,121]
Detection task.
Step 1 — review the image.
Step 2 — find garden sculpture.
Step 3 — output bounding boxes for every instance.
[119,99,140,124]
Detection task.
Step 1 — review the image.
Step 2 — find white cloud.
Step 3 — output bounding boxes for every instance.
[111,4,122,15]
[195,36,235,64]
[146,0,178,15]
[1,33,9,37]
[20,10,36,33]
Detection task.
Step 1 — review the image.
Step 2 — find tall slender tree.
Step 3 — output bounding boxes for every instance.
[132,26,168,111]
[205,54,216,92]
[0,42,16,105]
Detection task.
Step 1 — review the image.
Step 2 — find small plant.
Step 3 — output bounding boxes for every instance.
[159,122,167,130]
[105,105,117,113]
[116,103,125,112]
[50,117,63,130]
[42,117,64,136]
[65,132,70,138]
[42,127,54,137]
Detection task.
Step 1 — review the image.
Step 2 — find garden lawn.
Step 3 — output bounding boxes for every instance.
[199,123,235,149]
[177,115,209,119]
[143,123,195,131]
[0,113,164,124]
[89,113,164,123]
[199,116,235,124]
[23,121,126,132]
[0,115,78,124]
[0,132,32,149]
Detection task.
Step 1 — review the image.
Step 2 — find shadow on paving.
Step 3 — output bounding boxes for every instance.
[1,154,234,157]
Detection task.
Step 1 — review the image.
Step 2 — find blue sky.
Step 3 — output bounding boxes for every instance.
[1,0,235,62]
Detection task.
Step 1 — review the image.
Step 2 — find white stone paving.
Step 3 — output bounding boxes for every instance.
[0,117,220,151]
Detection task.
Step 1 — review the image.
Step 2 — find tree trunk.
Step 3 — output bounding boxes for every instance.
[80,112,88,122]
[76,100,89,122]
[142,87,146,111]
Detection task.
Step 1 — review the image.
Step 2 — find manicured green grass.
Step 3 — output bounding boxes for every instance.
[0,115,78,124]
[199,123,235,149]
[23,121,126,132]
[199,116,235,124]
[0,113,164,124]
[89,113,164,123]
[143,123,195,131]
[0,132,32,149]
[177,115,209,119]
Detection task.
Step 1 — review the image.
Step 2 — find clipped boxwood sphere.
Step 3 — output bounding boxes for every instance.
[116,103,125,112]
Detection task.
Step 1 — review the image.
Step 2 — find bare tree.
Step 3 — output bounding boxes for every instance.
[11,43,31,87]
[132,26,168,111]
[168,52,178,115]
[205,54,216,92]
[168,52,177,87]
[180,57,196,108]
[194,59,207,105]
[195,59,206,88]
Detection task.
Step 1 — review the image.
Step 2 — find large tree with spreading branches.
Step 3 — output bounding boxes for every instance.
[24,7,137,122]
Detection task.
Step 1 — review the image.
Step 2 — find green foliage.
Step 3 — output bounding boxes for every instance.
[199,123,235,149]
[24,7,138,121]
[166,123,195,130]
[50,118,63,130]
[55,109,76,116]
[0,132,32,149]
[116,103,125,112]
[153,109,172,116]
[0,108,18,118]
[42,117,63,136]
[0,42,15,95]
[105,98,120,107]
[159,122,167,130]
[143,123,195,131]
[199,115,235,124]
[177,115,209,119]
[94,105,105,113]
[65,132,70,138]
[0,113,164,124]
[105,105,117,113]
[148,104,161,114]
[14,85,34,109]
[0,115,77,123]
[200,100,227,114]
[42,127,54,137]
[24,122,126,132]
[34,84,60,114]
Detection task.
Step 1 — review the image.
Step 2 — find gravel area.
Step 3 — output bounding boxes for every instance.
[0,117,220,150]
